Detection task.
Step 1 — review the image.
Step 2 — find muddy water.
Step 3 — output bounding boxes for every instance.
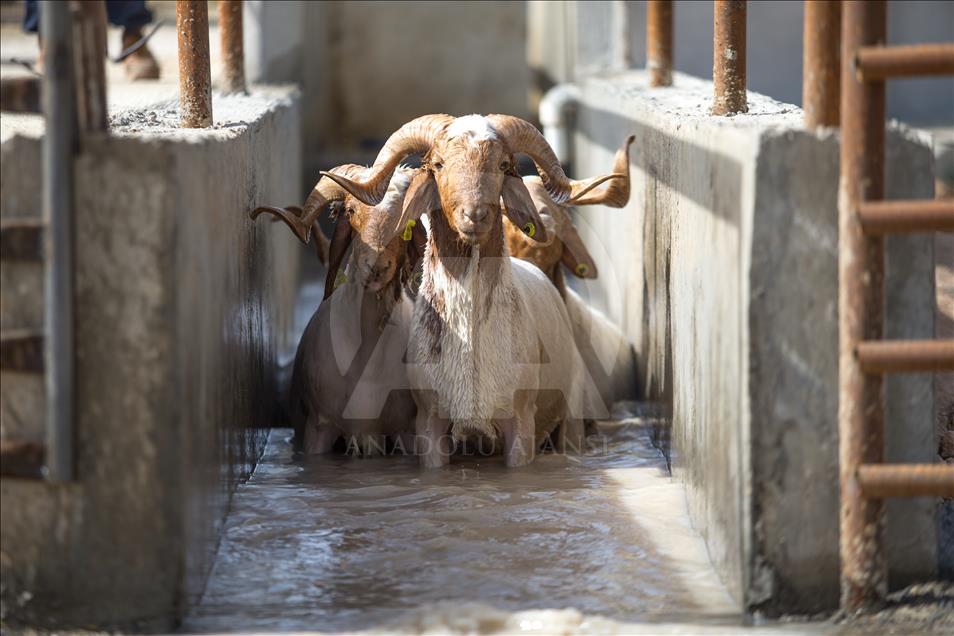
[184,413,749,634]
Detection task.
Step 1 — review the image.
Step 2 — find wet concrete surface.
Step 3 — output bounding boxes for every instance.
[181,419,954,635]
[183,415,745,633]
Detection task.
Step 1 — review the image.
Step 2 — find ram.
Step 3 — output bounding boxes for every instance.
[253,165,426,455]
[505,136,637,418]
[321,114,625,467]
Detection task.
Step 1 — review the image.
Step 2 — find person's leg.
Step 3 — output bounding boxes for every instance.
[22,0,39,33]
[106,1,160,80]
[104,0,153,29]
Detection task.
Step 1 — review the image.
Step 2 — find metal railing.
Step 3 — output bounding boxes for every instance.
[176,0,213,127]
[803,0,841,128]
[837,0,954,612]
[41,1,81,482]
[646,1,673,88]
[644,1,747,114]
[219,0,247,95]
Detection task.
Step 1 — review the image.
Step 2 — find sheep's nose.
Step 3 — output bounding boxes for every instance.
[463,205,488,224]
[370,260,392,277]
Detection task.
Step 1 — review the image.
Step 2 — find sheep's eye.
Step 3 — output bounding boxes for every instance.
[500,160,510,172]
[346,206,355,215]
[432,160,443,171]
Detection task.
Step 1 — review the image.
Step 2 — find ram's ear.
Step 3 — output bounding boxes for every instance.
[311,221,330,266]
[406,217,429,266]
[402,171,441,233]
[558,216,598,279]
[379,171,439,246]
[323,215,354,301]
[500,175,549,243]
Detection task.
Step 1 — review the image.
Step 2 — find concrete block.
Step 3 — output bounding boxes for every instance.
[0,87,302,629]
[570,71,938,614]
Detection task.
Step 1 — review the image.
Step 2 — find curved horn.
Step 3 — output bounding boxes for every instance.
[320,114,453,206]
[486,114,623,204]
[249,164,365,243]
[568,134,635,207]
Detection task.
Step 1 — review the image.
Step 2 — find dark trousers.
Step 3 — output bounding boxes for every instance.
[23,0,153,33]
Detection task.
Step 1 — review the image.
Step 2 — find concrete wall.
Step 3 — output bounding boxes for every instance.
[0,88,301,629]
[529,0,954,127]
[244,0,533,192]
[569,71,938,613]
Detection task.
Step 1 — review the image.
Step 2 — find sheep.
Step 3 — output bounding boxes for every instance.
[319,114,627,467]
[252,165,427,455]
[505,135,638,418]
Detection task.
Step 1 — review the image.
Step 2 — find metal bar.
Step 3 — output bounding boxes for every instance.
[712,0,747,115]
[70,0,108,135]
[41,1,77,482]
[858,464,954,499]
[647,1,673,87]
[838,0,887,613]
[856,43,954,81]
[176,0,213,128]
[0,219,44,261]
[219,0,246,95]
[858,199,954,234]
[0,330,44,373]
[0,76,41,113]
[857,339,954,373]
[803,0,841,128]
[0,440,46,479]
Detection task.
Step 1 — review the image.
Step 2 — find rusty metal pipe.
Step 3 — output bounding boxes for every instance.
[838,0,887,613]
[856,43,954,81]
[71,0,108,135]
[219,0,246,95]
[857,339,954,373]
[712,0,747,115]
[858,199,954,234]
[176,0,212,128]
[647,1,673,87]
[858,464,954,499]
[803,0,841,128]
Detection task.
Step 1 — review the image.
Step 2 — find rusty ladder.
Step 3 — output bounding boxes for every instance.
[838,0,954,612]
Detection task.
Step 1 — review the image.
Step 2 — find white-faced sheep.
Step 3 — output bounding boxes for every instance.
[320,114,627,467]
[253,165,426,455]
[505,136,638,417]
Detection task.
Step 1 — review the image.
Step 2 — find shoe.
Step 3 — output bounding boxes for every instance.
[121,27,160,81]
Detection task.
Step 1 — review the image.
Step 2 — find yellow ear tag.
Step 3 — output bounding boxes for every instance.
[402,219,416,241]
[334,269,348,289]
[575,263,589,276]
[523,222,536,238]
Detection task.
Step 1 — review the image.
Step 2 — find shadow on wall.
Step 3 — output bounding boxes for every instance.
[574,103,744,423]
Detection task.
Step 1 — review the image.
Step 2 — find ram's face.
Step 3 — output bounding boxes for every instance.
[428,120,512,247]
[347,199,403,292]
